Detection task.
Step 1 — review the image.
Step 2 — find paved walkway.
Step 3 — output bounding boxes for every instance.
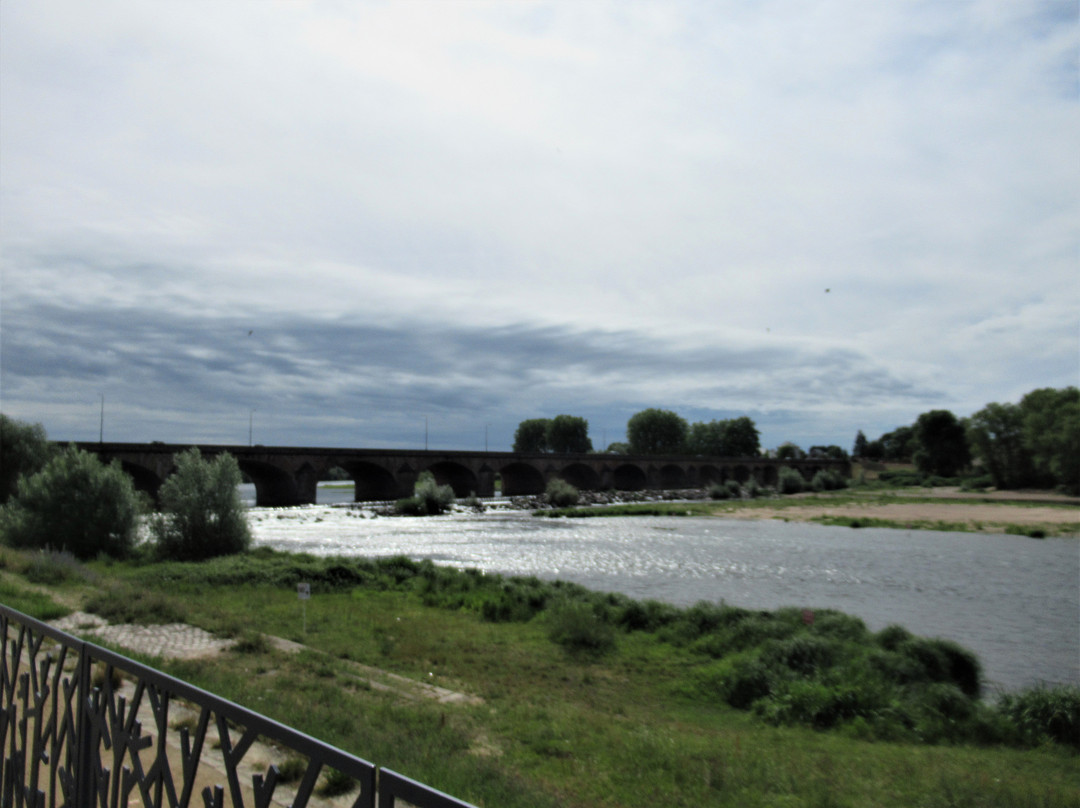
[51,611,237,659]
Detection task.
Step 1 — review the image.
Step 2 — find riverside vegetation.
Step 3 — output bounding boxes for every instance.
[0,547,1077,808]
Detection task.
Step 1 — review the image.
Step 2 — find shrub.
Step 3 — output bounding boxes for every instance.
[706,481,731,499]
[24,549,88,584]
[744,478,764,498]
[996,684,1080,749]
[151,449,251,561]
[721,658,774,709]
[777,467,806,494]
[811,470,848,491]
[0,445,141,560]
[760,634,840,676]
[960,474,993,491]
[397,471,454,515]
[416,471,455,513]
[725,480,742,498]
[545,477,580,507]
[547,599,616,656]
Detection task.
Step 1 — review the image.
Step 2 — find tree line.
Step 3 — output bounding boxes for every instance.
[852,386,1079,493]
[514,409,767,457]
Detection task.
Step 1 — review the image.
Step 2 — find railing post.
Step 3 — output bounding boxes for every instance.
[74,643,93,808]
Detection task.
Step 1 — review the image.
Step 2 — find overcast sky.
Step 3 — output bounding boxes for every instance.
[1,0,1076,453]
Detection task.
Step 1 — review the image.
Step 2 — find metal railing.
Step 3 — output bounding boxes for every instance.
[0,605,476,808]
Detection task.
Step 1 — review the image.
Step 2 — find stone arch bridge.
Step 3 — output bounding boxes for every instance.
[74,443,849,507]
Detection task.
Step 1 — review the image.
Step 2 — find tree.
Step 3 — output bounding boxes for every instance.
[967,402,1031,489]
[605,442,629,454]
[1018,387,1080,492]
[775,442,804,460]
[513,419,550,453]
[880,426,916,462]
[0,415,54,505]
[852,430,868,458]
[151,448,251,560]
[626,409,688,455]
[546,415,592,454]
[913,410,970,478]
[686,421,725,455]
[0,445,140,559]
[721,416,761,457]
[809,445,848,460]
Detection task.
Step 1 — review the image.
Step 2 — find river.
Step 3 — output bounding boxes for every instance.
[242,485,1079,694]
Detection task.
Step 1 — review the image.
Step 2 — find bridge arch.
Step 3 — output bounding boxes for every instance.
[653,464,687,489]
[237,460,301,507]
[426,461,478,498]
[559,463,601,492]
[760,465,779,487]
[118,461,165,502]
[343,460,400,501]
[697,464,723,486]
[613,463,646,491]
[500,462,545,496]
[732,465,751,484]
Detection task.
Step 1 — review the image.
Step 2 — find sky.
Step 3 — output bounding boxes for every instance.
[1,0,1077,453]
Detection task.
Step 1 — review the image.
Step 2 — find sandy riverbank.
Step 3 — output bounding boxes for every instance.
[711,488,1079,533]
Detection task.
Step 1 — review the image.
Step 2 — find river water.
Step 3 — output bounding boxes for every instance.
[242,485,1079,695]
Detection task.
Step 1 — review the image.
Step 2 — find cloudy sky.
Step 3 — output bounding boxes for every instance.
[1,1,1076,453]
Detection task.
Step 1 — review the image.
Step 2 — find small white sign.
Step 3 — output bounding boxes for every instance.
[297,583,311,600]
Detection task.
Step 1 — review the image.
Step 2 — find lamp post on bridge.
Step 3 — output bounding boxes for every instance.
[99,393,104,443]
[249,409,256,447]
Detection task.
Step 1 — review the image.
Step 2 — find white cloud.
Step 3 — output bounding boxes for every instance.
[2,0,1076,448]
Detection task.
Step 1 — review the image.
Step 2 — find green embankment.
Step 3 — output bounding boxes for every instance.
[1,547,1076,808]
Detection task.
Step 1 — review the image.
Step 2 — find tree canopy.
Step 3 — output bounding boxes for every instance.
[512,419,550,453]
[546,414,592,454]
[0,415,54,505]
[627,409,688,455]
[913,409,971,478]
[151,448,251,561]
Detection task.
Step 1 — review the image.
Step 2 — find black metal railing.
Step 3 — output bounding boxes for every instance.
[0,604,476,808]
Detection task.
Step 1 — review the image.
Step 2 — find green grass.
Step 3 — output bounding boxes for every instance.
[4,547,1078,808]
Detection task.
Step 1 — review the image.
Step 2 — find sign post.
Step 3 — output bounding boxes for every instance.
[298,582,310,634]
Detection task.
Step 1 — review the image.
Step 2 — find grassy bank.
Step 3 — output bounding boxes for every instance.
[1,547,1077,807]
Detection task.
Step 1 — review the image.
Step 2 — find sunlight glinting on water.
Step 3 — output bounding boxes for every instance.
[247,503,1080,693]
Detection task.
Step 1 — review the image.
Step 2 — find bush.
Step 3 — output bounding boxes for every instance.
[545,477,580,507]
[725,480,742,498]
[547,599,616,656]
[960,474,993,491]
[744,478,763,498]
[811,470,848,491]
[151,449,251,561]
[996,684,1080,749]
[777,467,806,494]
[396,471,454,515]
[0,445,141,560]
[706,481,728,499]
